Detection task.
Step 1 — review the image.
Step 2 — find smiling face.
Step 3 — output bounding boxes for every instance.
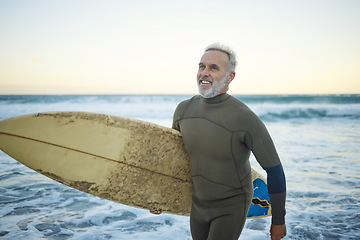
[197,50,235,98]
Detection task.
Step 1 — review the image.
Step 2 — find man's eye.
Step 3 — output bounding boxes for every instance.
[199,65,205,69]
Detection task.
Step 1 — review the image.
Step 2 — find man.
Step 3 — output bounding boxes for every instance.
[151,43,286,239]
[172,43,286,240]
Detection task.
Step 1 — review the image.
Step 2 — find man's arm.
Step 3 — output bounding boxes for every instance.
[264,164,287,239]
[263,165,286,225]
[244,111,287,237]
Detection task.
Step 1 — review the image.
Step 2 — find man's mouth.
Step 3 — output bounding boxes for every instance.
[199,79,212,86]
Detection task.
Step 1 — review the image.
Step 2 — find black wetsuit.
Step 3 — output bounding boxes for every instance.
[172,94,286,240]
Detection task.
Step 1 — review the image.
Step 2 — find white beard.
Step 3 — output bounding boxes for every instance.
[198,73,229,98]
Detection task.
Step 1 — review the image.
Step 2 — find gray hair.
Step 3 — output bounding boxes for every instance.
[205,43,237,72]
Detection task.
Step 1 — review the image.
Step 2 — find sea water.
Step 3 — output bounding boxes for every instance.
[0,94,359,240]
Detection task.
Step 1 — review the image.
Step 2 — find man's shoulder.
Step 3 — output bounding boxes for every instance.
[174,95,198,116]
[226,95,261,121]
[177,95,201,106]
[227,95,252,111]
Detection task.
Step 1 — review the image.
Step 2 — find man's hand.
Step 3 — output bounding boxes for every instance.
[270,224,286,240]
[150,211,162,215]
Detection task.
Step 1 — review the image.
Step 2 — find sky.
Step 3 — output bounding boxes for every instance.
[0,0,359,95]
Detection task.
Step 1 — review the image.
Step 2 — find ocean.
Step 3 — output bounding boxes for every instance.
[0,94,359,240]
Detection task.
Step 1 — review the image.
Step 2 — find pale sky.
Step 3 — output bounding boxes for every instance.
[1,0,359,95]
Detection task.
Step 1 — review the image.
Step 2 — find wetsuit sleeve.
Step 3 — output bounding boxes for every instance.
[245,113,286,225]
[264,165,286,225]
[172,106,181,131]
[172,99,191,131]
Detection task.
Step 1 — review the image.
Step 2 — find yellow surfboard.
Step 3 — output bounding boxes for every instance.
[0,112,271,218]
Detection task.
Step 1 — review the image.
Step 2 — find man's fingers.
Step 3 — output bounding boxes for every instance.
[150,210,162,215]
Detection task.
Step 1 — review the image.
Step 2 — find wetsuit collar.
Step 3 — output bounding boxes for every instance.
[202,93,230,104]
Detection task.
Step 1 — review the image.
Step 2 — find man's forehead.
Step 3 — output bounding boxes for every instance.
[200,50,230,65]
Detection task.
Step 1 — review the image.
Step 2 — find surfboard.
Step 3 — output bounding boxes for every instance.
[0,112,271,218]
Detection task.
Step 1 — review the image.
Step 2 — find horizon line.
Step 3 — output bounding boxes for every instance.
[0,93,359,96]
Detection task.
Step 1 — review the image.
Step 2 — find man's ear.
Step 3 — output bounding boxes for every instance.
[227,71,235,83]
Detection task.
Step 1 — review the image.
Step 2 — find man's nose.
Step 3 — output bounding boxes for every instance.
[200,67,210,77]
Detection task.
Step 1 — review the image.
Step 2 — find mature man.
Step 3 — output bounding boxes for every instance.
[171,43,287,240]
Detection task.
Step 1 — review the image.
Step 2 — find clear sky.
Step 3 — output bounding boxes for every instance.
[1,0,359,95]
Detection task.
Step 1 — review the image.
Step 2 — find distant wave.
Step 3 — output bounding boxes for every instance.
[0,95,190,105]
[258,107,360,121]
[235,94,360,105]
[1,94,359,104]
[0,94,359,122]
[235,94,360,121]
